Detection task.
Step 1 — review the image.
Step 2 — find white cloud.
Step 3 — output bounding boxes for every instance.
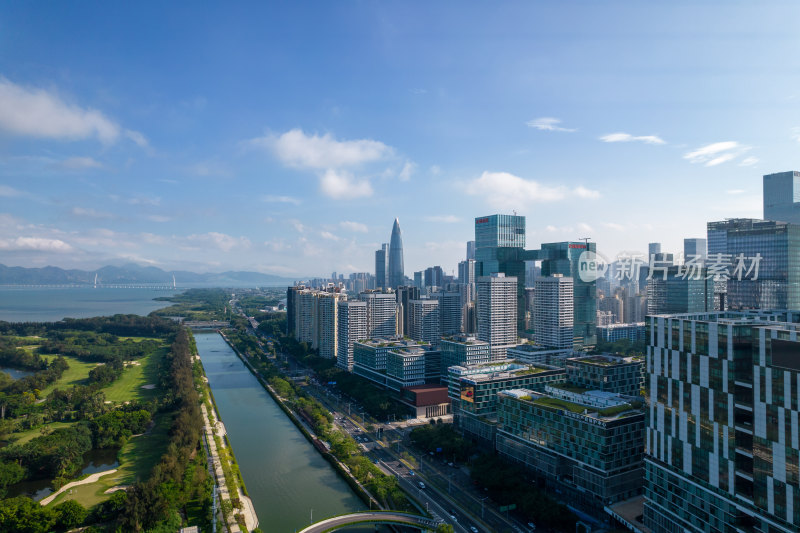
[526,117,576,132]
[0,77,120,143]
[410,88,427,95]
[186,232,251,252]
[398,160,416,181]
[289,219,305,233]
[340,221,368,233]
[0,236,73,252]
[146,215,171,223]
[424,215,461,223]
[72,207,112,218]
[792,127,800,143]
[124,129,149,148]
[252,128,392,169]
[0,185,22,197]
[603,222,626,231]
[320,231,340,241]
[739,156,759,167]
[127,196,161,206]
[61,156,102,170]
[577,222,594,233]
[574,186,601,199]
[599,132,666,145]
[726,189,745,195]
[262,195,301,205]
[467,171,599,209]
[320,169,373,199]
[683,141,750,167]
[430,165,442,176]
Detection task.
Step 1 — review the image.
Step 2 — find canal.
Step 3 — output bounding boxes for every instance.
[194,332,371,532]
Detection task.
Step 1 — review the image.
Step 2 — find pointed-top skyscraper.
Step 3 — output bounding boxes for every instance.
[388,218,405,289]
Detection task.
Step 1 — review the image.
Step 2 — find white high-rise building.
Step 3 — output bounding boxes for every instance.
[477,273,518,359]
[533,275,574,349]
[296,289,317,345]
[359,291,397,338]
[409,299,440,344]
[337,300,367,371]
[316,292,342,359]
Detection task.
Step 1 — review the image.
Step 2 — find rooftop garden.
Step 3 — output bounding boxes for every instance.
[549,382,588,393]
[511,367,545,376]
[532,396,588,414]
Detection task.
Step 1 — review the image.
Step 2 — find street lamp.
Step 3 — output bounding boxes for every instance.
[480,496,488,520]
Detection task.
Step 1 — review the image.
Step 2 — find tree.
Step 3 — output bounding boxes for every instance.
[53,500,87,530]
[0,496,56,533]
[436,524,455,533]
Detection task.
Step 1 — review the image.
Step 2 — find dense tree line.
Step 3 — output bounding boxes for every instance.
[0,425,93,481]
[39,331,162,364]
[116,328,207,531]
[409,424,473,462]
[0,342,47,371]
[0,314,179,339]
[150,288,230,321]
[471,454,576,530]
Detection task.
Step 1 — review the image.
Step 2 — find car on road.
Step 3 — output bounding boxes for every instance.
[470,527,479,533]
[418,481,426,489]
[408,470,415,476]
[527,523,536,530]
[450,515,457,522]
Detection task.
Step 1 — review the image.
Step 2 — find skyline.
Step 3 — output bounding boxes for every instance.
[1,3,800,278]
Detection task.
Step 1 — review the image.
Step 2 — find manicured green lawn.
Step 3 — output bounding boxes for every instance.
[38,355,96,397]
[101,346,166,403]
[8,421,74,446]
[44,412,172,509]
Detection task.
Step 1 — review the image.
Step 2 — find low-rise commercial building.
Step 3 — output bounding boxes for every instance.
[597,322,646,343]
[565,354,644,396]
[496,386,645,513]
[448,360,565,443]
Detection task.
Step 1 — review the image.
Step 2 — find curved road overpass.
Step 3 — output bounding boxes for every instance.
[298,511,438,532]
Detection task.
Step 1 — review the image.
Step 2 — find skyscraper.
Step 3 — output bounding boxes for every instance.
[536,241,598,347]
[475,214,527,332]
[375,243,388,289]
[316,292,342,359]
[466,240,476,260]
[395,285,420,336]
[763,170,800,223]
[533,274,574,349]
[477,273,518,359]
[388,218,405,289]
[683,237,707,263]
[359,291,397,337]
[707,218,800,310]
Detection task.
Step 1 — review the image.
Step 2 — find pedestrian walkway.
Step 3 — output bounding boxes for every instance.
[201,402,259,532]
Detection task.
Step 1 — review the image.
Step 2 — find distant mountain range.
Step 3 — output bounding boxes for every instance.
[0,263,296,287]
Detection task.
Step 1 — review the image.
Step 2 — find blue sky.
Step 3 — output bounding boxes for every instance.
[1,2,799,277]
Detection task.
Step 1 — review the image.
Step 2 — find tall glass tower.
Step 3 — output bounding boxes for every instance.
[388,218,405,289]
[474,214,527,332]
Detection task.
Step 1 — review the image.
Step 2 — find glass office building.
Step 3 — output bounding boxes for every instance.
[475,214,527,332]
[644,310,800,533]
[496,386,645,512]
[707,219,800,310]
[536,241,598,347]
[764,171,800,224]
